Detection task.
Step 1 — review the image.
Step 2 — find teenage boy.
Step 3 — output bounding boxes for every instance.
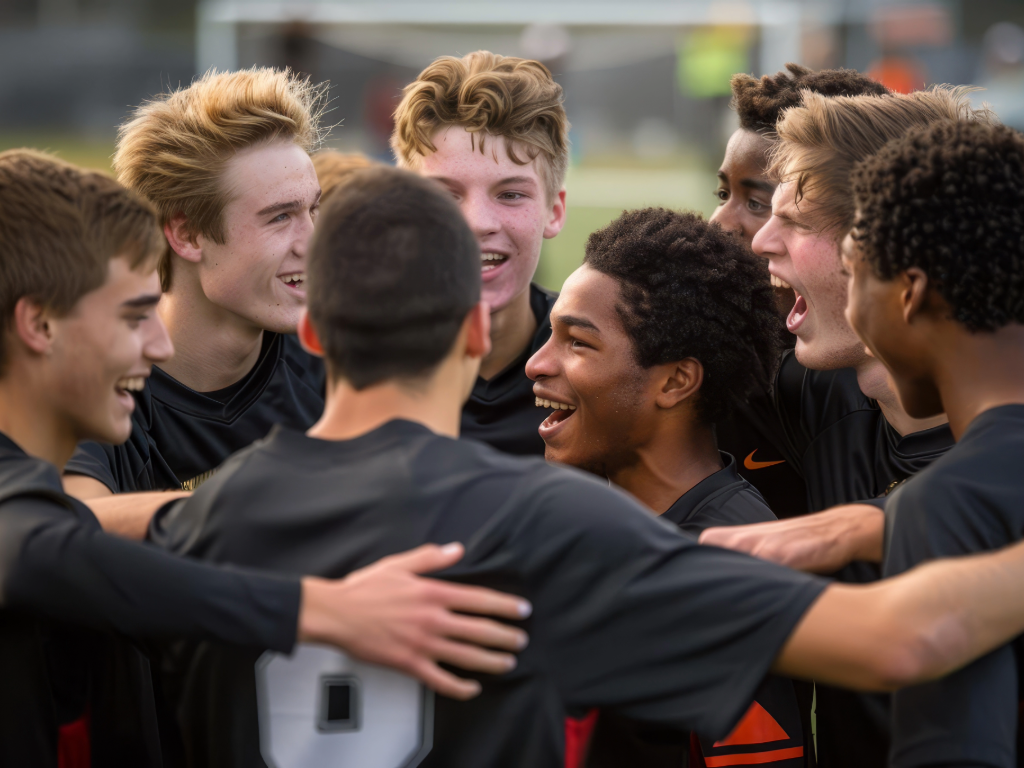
[526,209,805,767]
[844,119,1024,768]
[701,87,993,768]
[391,51,567,456]
[0,151,529,765]
[150,165,1024,768]
[709,65,889,524]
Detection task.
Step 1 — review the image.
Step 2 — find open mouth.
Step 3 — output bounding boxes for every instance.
[115,376,146,393]
[279,272,306,290]
[481,253,509,273]
[787,290,809,333]
[536,396,577,431]
[770,274,792,290]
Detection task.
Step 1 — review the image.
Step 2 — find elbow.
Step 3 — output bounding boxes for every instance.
[868,616,968,691]
[866,643,927,691]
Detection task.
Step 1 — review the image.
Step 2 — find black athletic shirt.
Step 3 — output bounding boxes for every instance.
[769,350,955,768]
[883,405,1024,768]
[150,420,827,768]
[587,453,807,768]
[460,283,556,456]
[0,431,300,766]
[65,332,325,492]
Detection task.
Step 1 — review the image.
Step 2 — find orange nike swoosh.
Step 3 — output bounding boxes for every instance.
[744,450,785,470]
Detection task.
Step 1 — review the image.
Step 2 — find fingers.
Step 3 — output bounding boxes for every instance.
[424,636,518,676]
[428,580,533,620]
[382,542,465,574]
[407,661,482,701]
[434,613,528,652]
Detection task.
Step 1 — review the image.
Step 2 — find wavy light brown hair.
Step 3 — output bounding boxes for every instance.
[115,67,328,290]
[0,149,163,373]
[391,51,570,199]
[311,150,379,202]
[767,86,993,236]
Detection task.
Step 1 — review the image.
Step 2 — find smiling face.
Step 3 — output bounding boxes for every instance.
[842,234,943,419]
[415,126,566,313]
[45,257,173,444]
[193,140,320,333]
[752,182,865,371]
[525,265,663,474]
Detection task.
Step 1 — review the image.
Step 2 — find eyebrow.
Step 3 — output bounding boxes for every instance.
[555,314,601,334]
[257,190,321,218]
[740,178,776,195]
[496,176,536,187]
[121,294,162,309]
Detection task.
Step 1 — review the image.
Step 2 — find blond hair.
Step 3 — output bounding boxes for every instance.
[311,150,379,201]
[115,67,327,290]
[0,150,162,373]
[391,51,570,198]
[768,86,994,235]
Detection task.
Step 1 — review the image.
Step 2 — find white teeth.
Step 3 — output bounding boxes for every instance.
[534,396,577,411]
[481,253,506,261]
[771,275,792,289]
[116,376,146,392]
[282,272,306,285]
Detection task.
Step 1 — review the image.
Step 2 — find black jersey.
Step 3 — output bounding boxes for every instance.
[65,332,325,492]
[0,431,302,767]
[883,405,1024,768]
[460,283,557,456]
[587,453,807,768]
[770,350,954,768]
[150,420,826,768]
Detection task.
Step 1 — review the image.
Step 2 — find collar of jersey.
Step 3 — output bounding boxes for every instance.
[661,452,746,527]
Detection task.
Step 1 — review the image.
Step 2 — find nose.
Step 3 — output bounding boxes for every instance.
[143,313,174,364]
[709,199,740,236]
[460,190,501,241]
[525,336,557,382]
[751,214,782,262]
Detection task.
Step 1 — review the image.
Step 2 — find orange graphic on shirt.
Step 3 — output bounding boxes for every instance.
[743,450,785,471]
[714,701,789,746]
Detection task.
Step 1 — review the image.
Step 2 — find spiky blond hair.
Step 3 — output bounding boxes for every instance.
[115,67,327,290]
[768,85,993,235]
[391,51,569,199]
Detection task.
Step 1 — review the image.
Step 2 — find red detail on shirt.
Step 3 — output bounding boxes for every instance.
[58,710,90,768]
[564,709,599,768]
[714,701,789,746]
[703,746,805,766]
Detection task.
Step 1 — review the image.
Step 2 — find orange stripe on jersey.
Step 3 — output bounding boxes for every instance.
[704,746,805,766]
[714,701,789,746]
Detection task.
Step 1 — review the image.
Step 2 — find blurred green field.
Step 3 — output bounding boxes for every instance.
[0,133,717,292]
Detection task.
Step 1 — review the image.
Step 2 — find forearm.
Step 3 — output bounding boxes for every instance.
[85,491,191,540]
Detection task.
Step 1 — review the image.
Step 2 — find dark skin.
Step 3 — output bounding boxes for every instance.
[842,235,1024,440]
[710,128,796,317]
[525,264,722,514]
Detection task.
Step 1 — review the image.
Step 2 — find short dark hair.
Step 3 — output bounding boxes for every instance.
[0,149,163,376]
[584,208,785,423]
[851,120,1024,332]
[731,63,889,135]
[307,166,481,389]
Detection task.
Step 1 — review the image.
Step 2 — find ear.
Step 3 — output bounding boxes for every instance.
[543,189,567,239]
[163,213,203,264]
[12,297,55,356]
[901,267,930,325]
[654,358,704,410]
[464,301,492,360]
[297,310,323,357]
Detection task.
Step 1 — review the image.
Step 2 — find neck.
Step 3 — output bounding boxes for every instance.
[156,276,265,392]
[479,287,536,381]
[931,324,1024,441]
[606,420,724,515]
[856,357,948,437]
[308,360,466,443]
[0,372,78,469]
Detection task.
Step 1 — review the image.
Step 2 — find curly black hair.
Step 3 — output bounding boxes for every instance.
[731,63,890,134]
[584,208,786,423]
[851,121,1024,333]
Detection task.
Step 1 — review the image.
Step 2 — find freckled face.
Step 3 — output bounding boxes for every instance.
[752,182,865,371]
[416,126,566,313]
[525,265,661,475]
[195,140,321,333]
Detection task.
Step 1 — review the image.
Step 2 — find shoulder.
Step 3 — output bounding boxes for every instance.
[0,444,69,507]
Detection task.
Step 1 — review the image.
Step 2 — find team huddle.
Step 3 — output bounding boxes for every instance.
[2,48,1024,768]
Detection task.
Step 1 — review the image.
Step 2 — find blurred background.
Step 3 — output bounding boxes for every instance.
[2,0,1022,289]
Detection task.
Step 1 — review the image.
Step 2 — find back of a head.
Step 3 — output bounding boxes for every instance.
[391,50,570,199]
[311,150,379,202]
[307,166,481,389]
[583,208,784,423]
[852,120,1024,332]
[0,149,162,375]
[115,67,326,290]
[769,86,996,235]
[731,62,890,135]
